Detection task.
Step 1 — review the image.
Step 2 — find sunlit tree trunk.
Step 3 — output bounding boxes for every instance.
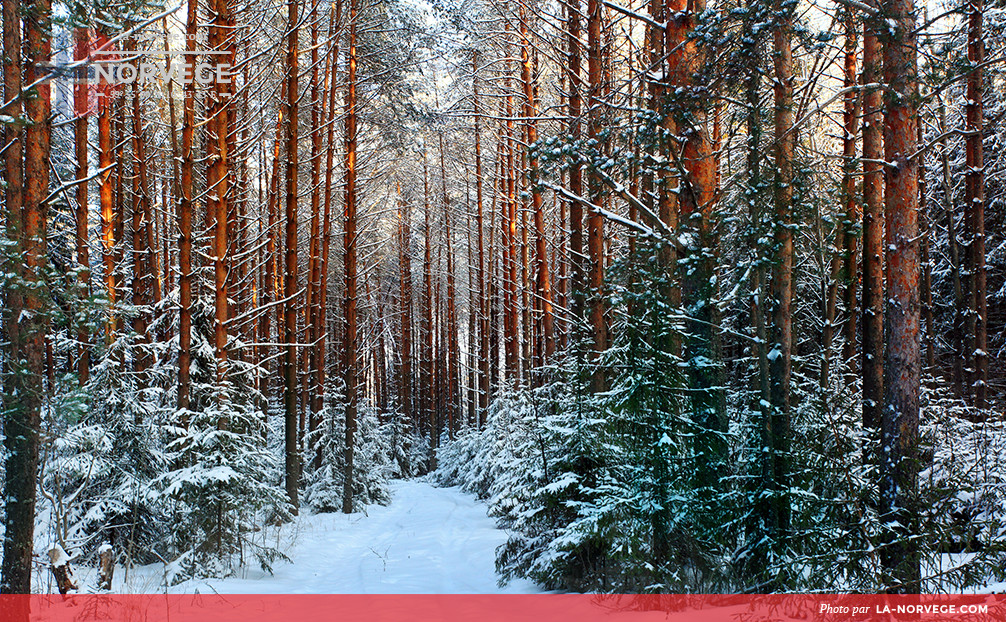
[74,28,91,383]
[2,0,49,592]
[586,0,607,393]
[519,7,554,373]
[284,0,302,513]
[178,0,198,413]
[342,0,359,514]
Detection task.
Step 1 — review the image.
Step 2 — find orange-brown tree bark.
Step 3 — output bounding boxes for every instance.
[177,0,198,412]
[519,6,554,373]
[314,1,341,468]
[74,28,91,383]
[585,0,607,393]
[861,6,883,431]
[2,0,49,592]
[879,0,921,590]
[768,0,795,549]
[284,0,302,513]
[208,0,235,373]
[565,0,585,334]
[342,0,359,513]
[841,9,860,372]
[965,0,987,409]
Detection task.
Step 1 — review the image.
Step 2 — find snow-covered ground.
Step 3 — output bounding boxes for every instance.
[120,479,541,594]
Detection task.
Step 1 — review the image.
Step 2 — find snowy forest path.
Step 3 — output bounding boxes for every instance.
[155,480,541,594]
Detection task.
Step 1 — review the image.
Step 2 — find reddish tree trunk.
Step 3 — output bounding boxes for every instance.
[208,0,234,373]
[130,61,151,370]
[178,0,198,412]
[285,0,302,513]
[586,0,607,393]
[769,0,795,543]
[841,10,860,372]
[423,158,435,442]
[342,0,359,513]
[566,0,585,332]
[861,11,884,431]
[965,0,987,409]
[519,8,554,372]
[3,0,49,592]
[398,190,414,427]
[314,1,341,468]
[74,28,91,383]
[880,0,921,589]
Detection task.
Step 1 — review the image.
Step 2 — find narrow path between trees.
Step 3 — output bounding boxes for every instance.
[149,480,541,594]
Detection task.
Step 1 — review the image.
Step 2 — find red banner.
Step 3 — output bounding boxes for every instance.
[0,594,1001,622]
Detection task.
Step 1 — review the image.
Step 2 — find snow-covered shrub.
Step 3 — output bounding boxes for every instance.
[433,389,539,500]
[752,363,881,592]
[303,385,394,513]
[55,330,167,565]
[917,386,1006,591]
[153,296,290,581]
[387,407,429,479]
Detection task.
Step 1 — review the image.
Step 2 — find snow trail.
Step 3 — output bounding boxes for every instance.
[136,480,541,594]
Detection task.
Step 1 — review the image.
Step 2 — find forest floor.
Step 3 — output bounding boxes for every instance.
[118,480,541,594]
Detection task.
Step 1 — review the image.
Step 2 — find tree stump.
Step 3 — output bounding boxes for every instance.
[47,545,78,594]
[97,544,115,591]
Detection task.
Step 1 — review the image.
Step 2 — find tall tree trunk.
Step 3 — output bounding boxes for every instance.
[178,0,198,412]
[473,51,489,418]
[657,0,681,361]
[504,83,519,382]
[861,8,884,431]
[342,0,359,514]
[566,0,585,334]
[965,0,987,410]
[937,102,964,397]
[669,0,723,481]
[880,0,921,590]
[398,190,413,428]
[208,0,234,374]
[586,0,607,393]
[769,0,795,548]
[488,152,501,398]
[1,0,25,593]
[823,22,855,384]
[130,59,151,370]
[423,157,435,444]
[2,0,49,592]
[439,132,458,435]
[314,1,340,469]
[519,7,554,373]
[840,10,860,373]
[306,0,324,426]
[919,120,935,373]
[99,82,116,339]
[285,0,302,513]
[74,28,90,383]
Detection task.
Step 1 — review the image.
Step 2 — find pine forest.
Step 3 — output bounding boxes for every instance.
[0,0,1004,595]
